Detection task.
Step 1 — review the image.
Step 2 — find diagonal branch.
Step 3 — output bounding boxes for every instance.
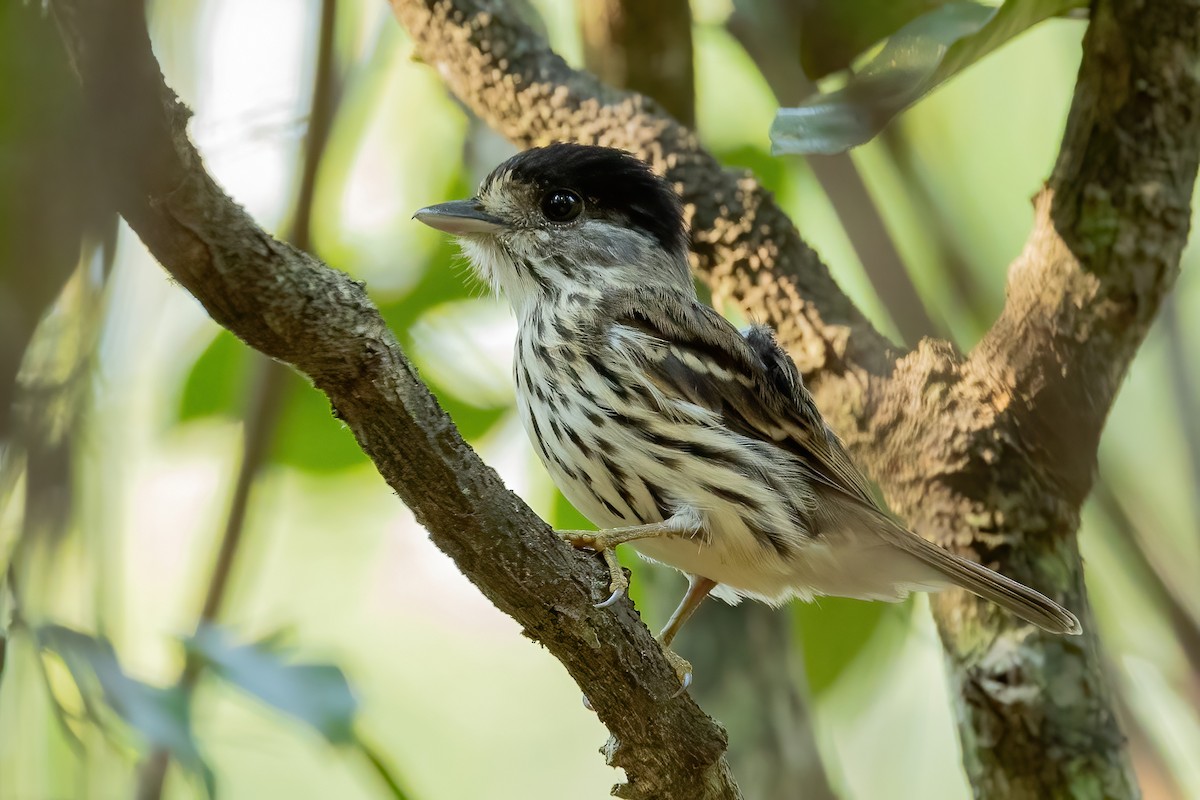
[50,1,739,797]
[138,7,343,797]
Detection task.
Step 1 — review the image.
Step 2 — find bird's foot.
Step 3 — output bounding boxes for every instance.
[558,529,629,607]
[660,645,693,698]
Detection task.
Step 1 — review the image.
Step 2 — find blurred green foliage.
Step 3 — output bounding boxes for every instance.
[794,0,942,79]
[795,599,894,696]
[39,625,215,796]
[187,625,358,747]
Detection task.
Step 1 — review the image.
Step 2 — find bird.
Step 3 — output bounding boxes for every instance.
[414,142,1082,686]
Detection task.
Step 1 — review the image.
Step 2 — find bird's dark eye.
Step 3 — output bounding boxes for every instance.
[540,189,583,223]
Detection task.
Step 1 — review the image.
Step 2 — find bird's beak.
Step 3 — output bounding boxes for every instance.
[413,199,506,235]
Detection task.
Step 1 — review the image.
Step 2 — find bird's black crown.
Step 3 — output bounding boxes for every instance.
[486,143,688,256]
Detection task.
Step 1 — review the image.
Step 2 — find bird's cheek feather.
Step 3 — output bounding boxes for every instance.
[457,238,506,295]
[458,236,541,309]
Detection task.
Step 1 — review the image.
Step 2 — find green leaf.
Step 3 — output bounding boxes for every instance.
[795,0,950,80]
[771,0,1086,155]
[793,597,898,694]
[38,625,214,796]
[188,625,359,745]
[178,329,251,422]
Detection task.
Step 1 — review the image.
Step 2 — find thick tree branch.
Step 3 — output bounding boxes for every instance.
[972,0,1200,505]
[50,1,739,797]
[854,1,1198,796]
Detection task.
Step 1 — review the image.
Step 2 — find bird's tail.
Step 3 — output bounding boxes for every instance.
[885,521,1083,636]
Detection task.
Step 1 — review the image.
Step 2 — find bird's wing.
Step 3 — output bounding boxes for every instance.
[599,287,879,508]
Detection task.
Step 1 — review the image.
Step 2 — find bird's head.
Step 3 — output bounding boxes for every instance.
[414,143,691,317]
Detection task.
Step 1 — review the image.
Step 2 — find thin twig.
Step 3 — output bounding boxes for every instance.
[878,127,996,340]
[133,361,289,799]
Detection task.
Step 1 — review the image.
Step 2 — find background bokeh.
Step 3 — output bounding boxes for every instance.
[2,1,1198,799]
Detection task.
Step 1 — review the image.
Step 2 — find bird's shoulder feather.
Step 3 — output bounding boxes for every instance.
[596,287,879,508]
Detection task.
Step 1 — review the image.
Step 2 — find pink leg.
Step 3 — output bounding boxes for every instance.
[658,575,718,647]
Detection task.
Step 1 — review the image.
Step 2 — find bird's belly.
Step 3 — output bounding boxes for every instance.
[519,399,804,602]
[630,524,802,604]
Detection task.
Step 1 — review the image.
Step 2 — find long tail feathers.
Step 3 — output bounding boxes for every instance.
[887,524,1083,636]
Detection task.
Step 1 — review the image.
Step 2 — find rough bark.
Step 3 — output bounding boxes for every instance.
[391,0,1200,796]
[50,1,740,797]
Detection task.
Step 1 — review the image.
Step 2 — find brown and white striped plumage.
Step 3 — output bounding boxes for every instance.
[415,143,1081,637]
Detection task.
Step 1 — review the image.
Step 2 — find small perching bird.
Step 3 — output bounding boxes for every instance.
[415,143,1081,686]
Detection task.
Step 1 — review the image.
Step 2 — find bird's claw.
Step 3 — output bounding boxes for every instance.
[559,530,629,608]
[662,647,694,699]
[595,585,624,608]
[669,670,693,700]
[593,548,628,607]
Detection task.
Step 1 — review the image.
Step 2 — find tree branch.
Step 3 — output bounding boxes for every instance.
[50,1,739,797]
[972,0,1200,505]
[857,1,1199,795]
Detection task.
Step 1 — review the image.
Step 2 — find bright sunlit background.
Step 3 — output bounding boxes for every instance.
[2,1,1198,799]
